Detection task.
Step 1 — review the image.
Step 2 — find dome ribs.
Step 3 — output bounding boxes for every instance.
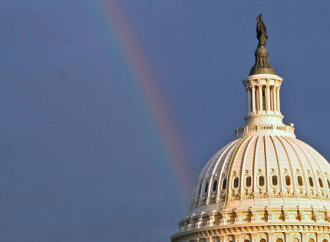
[281,136,308,198]
[219,140,243,205]
[271,136,293,195]
[254,135,267,198]
[275,136,297,196]
[296,138,330,181]
[224,136,251,207]
[269,136,283,196]
[266,136,282,196]
[288,138,320,197]
[213,139,241,203]
[292,138,329,199]
[263,135,269,197]
[252,136,261,201]
[206,139,241,205]
[193,139,240,208]
[239,136,256,201]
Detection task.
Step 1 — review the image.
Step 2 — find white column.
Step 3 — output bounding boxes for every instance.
[251,85,256,113]
[277,87,281,112]
[273,86,277,112]
[266,85,270,112]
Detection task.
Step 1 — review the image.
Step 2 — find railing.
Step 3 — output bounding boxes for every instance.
[235,124,295,137]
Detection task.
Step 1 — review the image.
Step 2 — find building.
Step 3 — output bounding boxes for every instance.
[171,15,330,242]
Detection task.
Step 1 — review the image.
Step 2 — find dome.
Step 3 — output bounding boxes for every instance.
[171,16,330,242]
[190,135,330,217]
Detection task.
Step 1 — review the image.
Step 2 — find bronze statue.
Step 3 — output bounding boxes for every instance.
[250,14,275,75]
[256,14,267,47]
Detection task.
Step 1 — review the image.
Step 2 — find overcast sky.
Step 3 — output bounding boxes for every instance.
[1,0,330,241]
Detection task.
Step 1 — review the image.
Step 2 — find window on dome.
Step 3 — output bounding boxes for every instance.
[285,175,291,186]
[198,184,202,195]
[309,177,314,187]
[272,175,278,186]
[222,178,227,190]
[319,178,324,188]
[259,176,265,186]
[233,177,239,188]
[297,176,303,186]
[246,176,252,187]
[204,182,209,193]
[212,180,217,192]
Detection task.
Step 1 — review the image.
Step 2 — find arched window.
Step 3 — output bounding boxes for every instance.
[327,179,330,189]
[222,178,227,190]
[260,239,266,242]
[293,239,299,242]
[322,239,328,242]
[204,182,209,193]
[285,175,291,186]
[308,239,315,242]
[233,177,239,188]
[212,180,217,192]
[319,178,324,188]
[297,176,303,186]
[259,176,265,186]
[276,238,283,242]
[309,177,314,187]
[272,175,278,186]
[198,184,202,195]
[246,176,252,187]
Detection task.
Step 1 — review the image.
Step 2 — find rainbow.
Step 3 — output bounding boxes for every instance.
[90,0,194,202]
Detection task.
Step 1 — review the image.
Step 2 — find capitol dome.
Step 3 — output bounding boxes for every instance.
[171,15,330,242]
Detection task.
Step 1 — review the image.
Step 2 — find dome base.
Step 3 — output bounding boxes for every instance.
[172,223,330,242]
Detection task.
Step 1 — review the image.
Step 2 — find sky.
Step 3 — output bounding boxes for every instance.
[1,0,330,241]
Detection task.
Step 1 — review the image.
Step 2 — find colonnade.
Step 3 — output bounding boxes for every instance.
[247,84,280,114]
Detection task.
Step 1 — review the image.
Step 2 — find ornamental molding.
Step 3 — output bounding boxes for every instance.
[171,224,330,242]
